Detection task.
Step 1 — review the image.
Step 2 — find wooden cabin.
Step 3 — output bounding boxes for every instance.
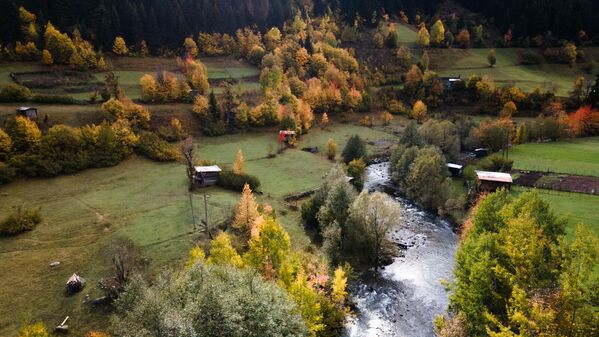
[476,170,513,193]
[193,165,222,187]
[447,163,464,177]
[440,75,462,90]
[16,107,38,119]
[474,148,489,158]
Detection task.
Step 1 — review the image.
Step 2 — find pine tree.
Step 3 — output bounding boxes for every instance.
[232,149,246,175]
[331,267,348,305]
[232,183,259,232]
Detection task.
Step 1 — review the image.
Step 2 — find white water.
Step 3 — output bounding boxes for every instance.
[345,162,458,337]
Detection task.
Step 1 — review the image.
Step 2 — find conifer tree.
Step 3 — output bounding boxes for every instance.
[430,20,445,46]
[232,183,259,232]
[416,26,430,47]
[232,149,246,174]
[321,113,329,129]
[41,49,53,65]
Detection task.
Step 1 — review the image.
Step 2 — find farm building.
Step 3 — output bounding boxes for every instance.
[440,76,462,90]
[476,170,513,193]
[474,148,489,158]
[16,107,38,119]
[447,163,464,177]
[193,165,222,187]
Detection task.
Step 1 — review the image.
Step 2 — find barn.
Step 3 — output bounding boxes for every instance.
[476,170,513,193]
[193,165,222,187]
[16,107,38,119]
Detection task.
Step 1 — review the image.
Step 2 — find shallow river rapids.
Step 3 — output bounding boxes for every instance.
[345,162,458,337]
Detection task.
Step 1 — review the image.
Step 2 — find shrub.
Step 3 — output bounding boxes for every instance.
[0,83,31,102]
[30,94,76,104]
[136,131,180,162]
[0,206,42,236]
[481,155,514,172]
[0,161,16,185]
[217,170,261,192]
[518,50,543,65]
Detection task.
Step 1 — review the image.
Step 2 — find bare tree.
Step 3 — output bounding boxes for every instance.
[179,136,195,187]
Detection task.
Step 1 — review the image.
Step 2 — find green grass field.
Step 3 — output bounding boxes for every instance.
[0,56,260,101]
[509,137,599,176]
[512,187,599,239]
[432,48,598,97]
[0,123,394,336]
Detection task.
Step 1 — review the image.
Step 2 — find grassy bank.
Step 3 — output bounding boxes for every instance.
[0,123,395,336]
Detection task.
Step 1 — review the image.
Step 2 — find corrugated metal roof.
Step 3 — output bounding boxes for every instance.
[194,165,222,173]
[475,170,513,183]
[447,163,463,169]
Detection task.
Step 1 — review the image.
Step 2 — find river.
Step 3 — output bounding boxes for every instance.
[345,162,458,337]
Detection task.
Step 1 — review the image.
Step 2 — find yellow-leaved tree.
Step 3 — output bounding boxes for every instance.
[412,100,427,122]
[331,266,348,305]
[232,183,259,232]
[41,49,53,65]
[207,232,243,267]
[232,149,246,174]
[112,36,128,56]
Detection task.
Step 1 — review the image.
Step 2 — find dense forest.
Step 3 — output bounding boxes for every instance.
[2,0,599,53]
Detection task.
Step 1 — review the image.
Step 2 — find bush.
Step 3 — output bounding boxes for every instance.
[481,155,514,172]
[0,161,16,185]
[0,206,42,236]
[0,83,31,102]
[30,94,77,104]
[136,131,180,162]
[518,50,543,65]
[217,170,261,192]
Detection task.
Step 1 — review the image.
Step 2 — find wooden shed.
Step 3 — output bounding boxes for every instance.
[447,163,464,177]
[476,170,513,193]
[193,165,222,187]
[474,148,489,158]
[16,107,38,119]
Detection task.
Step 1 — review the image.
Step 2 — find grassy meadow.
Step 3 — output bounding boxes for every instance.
[0,123,395,336]
[509,137,599,176]
[0,56,260,101]
[431,47,598,97]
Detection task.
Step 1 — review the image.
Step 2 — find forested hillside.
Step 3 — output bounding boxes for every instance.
[2,0,599,52]
[0,0,294,51]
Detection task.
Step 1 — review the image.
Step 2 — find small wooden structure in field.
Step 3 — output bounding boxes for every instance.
[16,107,38,119]
[278,130,296,145]
[66,273,86,294]
[447,163,464,177]
[474,148,489,158]
[193,165,222,187]
[476,170,513,193]
[440,75,462,90]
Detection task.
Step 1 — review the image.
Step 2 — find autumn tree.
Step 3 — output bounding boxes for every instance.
[19,7,39,42]
[405,147,449,210]
[501,101,518,117]
[17,322,49,337]
[41,49,53,65]
[396,45,412,68]
[0,128,12,160]
[412,100,427,121]
[6,116,41,152]
[321,113,329,129]
[416,26,431,47]
[232,183,259,232]
[183,37,198,57]
[326,138,336,160]
[232,149,246,174]
[112,36,128,56]
[430,20,445,46]
[44,22,75,64]
[456,29,470,48]
[207,232,243,267]
[382,111,393,126]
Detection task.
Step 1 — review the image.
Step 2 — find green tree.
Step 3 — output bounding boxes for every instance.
[348,191,401,269]
[418,119,460,161]
[112,264,308,337]
[406,147,448,210]
[341,134,366,163]
[346,158,366,190]
[487,49,497,67]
